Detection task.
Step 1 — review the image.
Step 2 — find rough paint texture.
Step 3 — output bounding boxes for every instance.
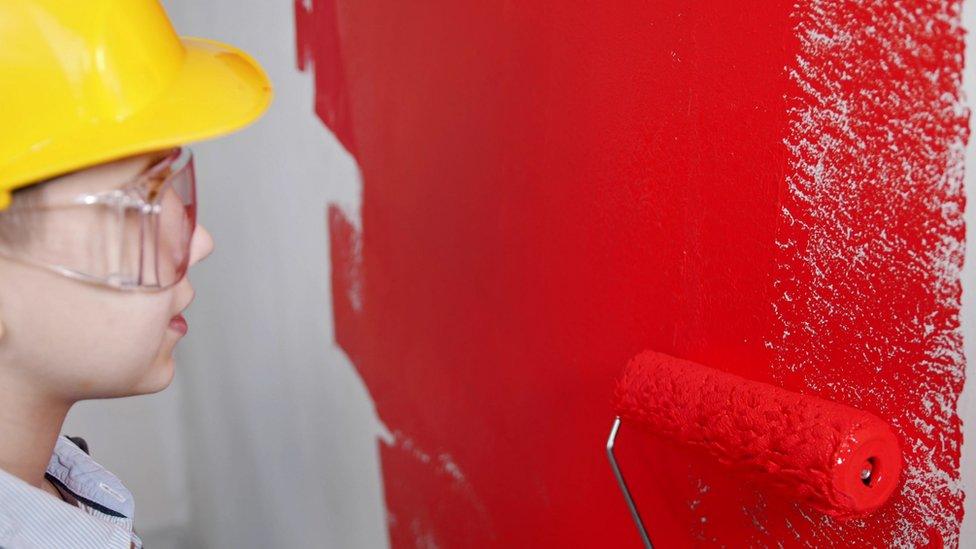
[774,0,970,546]
[615,351,902,518]
[296,0,970,546]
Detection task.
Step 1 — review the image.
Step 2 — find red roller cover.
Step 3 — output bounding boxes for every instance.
[613,351,902,518]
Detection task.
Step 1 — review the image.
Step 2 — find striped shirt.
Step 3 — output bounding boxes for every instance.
[0,436,142,549]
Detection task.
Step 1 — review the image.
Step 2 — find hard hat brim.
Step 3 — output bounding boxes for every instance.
[3,36,273,198]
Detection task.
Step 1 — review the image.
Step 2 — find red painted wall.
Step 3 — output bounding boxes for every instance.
[296,1,969,546]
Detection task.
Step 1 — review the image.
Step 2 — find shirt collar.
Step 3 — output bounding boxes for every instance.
[0,437,136,549]
[45,435,135,519]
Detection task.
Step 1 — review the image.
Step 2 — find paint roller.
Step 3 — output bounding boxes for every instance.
[606,351,902,547]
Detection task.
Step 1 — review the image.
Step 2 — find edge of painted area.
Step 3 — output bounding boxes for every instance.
[959,0,976,544]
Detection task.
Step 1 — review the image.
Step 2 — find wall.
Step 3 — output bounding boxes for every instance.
[958,0,976,543]
[298,0,976,546]
[66,1,976,547]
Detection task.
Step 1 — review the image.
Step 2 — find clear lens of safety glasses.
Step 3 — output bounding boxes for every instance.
[128,147,197,289]
[0,147,196,291]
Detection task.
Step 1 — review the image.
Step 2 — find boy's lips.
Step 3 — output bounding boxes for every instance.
[169,288,194,335]
[169,314,188,335]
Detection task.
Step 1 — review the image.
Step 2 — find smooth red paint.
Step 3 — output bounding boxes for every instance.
[615,351,902,519]
[296,1,969,546]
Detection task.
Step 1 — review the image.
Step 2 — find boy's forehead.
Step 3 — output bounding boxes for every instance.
[38,149,171,199]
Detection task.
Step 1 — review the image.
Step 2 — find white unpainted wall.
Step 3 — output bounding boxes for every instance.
[64,1,976,547]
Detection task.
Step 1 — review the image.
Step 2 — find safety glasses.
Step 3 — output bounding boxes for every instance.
[0,147,197,291]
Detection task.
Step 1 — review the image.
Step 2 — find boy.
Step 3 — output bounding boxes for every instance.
[0,1,272,547]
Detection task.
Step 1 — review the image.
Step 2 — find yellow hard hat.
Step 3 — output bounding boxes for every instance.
[0,0,274,209]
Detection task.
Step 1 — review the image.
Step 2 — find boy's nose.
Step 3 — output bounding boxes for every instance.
[188,224,215,268]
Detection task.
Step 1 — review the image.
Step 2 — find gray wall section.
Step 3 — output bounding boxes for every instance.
[65,2,388,547]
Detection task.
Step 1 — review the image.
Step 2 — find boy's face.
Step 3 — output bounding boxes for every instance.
[0,151,214,401]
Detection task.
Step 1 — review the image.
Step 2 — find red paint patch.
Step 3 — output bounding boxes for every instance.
[295,0,357,154]
[297,0,969,545]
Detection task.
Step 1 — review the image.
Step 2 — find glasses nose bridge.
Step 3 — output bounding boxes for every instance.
[114,179,166,210]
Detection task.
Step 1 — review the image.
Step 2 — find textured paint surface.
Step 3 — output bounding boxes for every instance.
[773,1,969,545]
[296,0,969,546]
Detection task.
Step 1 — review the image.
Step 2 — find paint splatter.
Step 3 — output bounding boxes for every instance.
[773,0,970,545]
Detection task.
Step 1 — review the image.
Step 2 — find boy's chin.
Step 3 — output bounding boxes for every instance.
[131,355,177,396]
[95,356,177,399]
